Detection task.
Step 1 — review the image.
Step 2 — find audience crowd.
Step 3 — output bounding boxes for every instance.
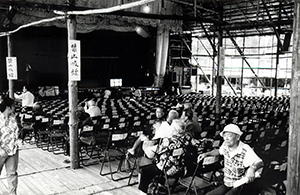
[0,86,289,195]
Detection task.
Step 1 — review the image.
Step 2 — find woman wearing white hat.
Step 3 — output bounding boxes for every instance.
[198,124,264,195]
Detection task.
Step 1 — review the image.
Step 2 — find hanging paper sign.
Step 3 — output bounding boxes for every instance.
[6,57,18,80]
[68,40,81,81]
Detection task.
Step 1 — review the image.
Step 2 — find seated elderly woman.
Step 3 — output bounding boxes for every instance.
[138,119,212,195]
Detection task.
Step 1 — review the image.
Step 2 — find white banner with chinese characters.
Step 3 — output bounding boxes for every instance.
[68,40,81,81]
[6,57,18,80]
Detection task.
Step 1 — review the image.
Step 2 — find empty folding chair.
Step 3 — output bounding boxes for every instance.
[36,116,51,150]
[99,126,130,181]
[20,113,35,143]
[47,118,66,154]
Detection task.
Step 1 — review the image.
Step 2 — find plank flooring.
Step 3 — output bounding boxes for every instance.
[0,143,192,195]
[0,143,139,195]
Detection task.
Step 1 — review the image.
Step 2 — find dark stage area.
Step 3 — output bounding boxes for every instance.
[0,26,156,92]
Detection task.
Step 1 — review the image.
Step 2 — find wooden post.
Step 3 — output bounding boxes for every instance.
[215,5,223,131]
[67,13,79,169]
[211,33,215,96]
[287,1,300,194]
[7,35,14,99]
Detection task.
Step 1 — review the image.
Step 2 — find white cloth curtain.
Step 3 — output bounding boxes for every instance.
[153,24,169,87]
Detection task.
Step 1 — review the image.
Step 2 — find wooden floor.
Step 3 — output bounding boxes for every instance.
[0,142,193,195]
[0,142,142,195]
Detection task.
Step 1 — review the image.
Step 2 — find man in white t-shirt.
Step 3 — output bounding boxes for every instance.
[84,98,101,118]
[14,86,35,110]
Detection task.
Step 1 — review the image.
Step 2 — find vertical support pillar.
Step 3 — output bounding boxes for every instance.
[7,35,14,99]
[275,36,280,97]
[154,24,169,87]
[215,5,223,131]
[159,26,169,81]
[211,31,216,96]
[287,1,300,194]
[241,36,245,97]
[67,12,79,169]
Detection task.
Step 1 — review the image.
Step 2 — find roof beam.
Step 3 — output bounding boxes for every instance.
[169,0,216,14]
[105,10,220,24]
[54,0,158,15]
[209,19,293,32]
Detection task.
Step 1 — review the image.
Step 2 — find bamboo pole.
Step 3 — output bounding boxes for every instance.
[0,16,65,37]
[7,35,14,99]
[287,1,300,194]
[67,14,79,169]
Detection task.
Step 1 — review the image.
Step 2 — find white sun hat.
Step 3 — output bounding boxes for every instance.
[220,124,243,137]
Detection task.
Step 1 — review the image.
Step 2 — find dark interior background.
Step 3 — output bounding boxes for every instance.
[0,26,156,92]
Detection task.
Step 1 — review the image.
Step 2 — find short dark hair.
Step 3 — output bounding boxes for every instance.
[0,97,15,112]
[185,109,194,120]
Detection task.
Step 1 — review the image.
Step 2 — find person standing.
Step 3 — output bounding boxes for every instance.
[0,97,21,195]
[14,85,35,111]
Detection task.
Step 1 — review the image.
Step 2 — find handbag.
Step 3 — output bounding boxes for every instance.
[147,175,168,195]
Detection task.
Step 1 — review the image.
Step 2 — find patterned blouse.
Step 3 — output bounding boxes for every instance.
[0,113,20,156]
[155,133,212,176]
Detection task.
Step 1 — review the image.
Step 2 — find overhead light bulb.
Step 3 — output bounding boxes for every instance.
[143,4,151,13]
[135,26,150,38]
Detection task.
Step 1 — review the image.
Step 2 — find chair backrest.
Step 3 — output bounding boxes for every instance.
[111,132,128,141]
[202,156,219,166]
[81,125,93,133]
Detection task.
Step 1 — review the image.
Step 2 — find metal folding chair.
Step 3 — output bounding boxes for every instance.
[179,156,221,195]
[99,123,131,181]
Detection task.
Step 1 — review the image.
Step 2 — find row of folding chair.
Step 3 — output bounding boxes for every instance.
[78,114,147,166]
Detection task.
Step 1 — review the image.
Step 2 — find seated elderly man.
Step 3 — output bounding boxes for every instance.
[198,124,264,195]
[182,109,202,138]
[84,98,101,118]
[14,85,35,111]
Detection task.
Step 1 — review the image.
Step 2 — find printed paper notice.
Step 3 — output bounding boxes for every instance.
[6,57,18,80]
[68,40,81,81]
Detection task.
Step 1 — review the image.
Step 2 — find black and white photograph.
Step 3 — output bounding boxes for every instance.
[0,0,296,194]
